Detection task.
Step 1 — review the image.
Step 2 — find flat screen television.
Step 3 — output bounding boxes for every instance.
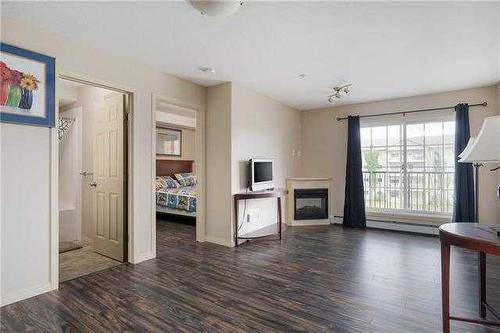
[249,159,274,191]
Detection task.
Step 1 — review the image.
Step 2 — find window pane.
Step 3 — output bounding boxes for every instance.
[371,126,386,147]
[361,127,371,147]
[387,146,402,171]
[444,121,455,144]
[425,145,443,171]
[387,125,401,145]
[407,146,424,172]
[363,148,383,172]
[407,123,424,145]
[425,122,443,145]
[375,147,387,170]
[444,145,454,170]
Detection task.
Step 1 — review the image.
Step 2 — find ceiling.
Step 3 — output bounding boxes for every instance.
[2,1,499,110]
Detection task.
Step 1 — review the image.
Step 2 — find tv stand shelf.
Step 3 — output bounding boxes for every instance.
[233,189,287,247]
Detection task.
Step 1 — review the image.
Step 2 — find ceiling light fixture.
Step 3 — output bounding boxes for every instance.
[327,84,352,103]
[298,74,306,79]
[189,0,244,17]
[198,66,216,74]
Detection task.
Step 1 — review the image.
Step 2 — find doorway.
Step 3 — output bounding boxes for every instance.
[58,77,129,282]
[154,99,198,247]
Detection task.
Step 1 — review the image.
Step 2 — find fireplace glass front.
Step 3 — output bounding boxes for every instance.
[294,188,328,220]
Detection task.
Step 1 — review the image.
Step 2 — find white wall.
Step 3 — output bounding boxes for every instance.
[301,84,500,225]
[1,124,52,305]
[231,83,302,235]
[0,17,205,306]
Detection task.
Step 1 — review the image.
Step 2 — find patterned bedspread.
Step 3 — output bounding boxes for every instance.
[156,186,197,212]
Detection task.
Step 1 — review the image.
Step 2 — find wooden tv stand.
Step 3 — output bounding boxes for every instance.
[233,189,287,247]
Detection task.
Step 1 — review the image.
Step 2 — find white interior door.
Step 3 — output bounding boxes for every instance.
[92,92,125,261]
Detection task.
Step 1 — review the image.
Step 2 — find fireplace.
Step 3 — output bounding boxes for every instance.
[294,188,328,220]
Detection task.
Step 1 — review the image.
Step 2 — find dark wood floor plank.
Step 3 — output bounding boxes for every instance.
[2,219,500,332]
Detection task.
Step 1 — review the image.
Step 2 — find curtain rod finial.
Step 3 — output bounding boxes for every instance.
[482,101,488,107]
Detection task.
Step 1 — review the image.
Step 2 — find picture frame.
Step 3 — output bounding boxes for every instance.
[0,43,55,127]
[156,126,182,156]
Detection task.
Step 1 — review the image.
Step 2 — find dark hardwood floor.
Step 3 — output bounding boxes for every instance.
[2,221,500,332]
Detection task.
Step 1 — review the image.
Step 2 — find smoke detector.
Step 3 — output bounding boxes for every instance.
[198,66,216,74]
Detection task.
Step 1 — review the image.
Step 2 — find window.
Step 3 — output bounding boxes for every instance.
[361,117,455,216]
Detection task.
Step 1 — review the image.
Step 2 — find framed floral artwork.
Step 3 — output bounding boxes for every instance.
[156,127,182,156]
[0,43,55,127]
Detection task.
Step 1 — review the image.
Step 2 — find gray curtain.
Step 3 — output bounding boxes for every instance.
[453,103,475,222]
[343,116,366,228]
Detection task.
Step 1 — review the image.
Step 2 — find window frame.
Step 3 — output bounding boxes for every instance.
[360,113,455,219]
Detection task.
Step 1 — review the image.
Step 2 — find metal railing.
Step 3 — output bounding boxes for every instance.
[362,171,454,214]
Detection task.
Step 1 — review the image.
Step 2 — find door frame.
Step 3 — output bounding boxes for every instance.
[152,94,206,252]
[54,73,133,287]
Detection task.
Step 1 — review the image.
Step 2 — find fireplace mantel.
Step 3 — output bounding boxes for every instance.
[286,178,332,226]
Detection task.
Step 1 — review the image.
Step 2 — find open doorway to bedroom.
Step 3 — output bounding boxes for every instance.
[58,77,129,282]
[155,99,198,248]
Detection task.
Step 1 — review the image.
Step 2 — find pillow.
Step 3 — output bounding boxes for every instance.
[175,172,197,187]
[156,176,180,190]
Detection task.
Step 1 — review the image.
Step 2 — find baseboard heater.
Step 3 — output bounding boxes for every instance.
[332,215,439,236]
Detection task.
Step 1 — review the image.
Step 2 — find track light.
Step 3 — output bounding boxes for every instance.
[327,84,352,103]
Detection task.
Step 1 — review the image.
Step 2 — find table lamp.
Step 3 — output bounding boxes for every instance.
[458,116,500,235]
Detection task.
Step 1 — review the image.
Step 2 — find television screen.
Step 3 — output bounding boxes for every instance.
[253,161,273,183]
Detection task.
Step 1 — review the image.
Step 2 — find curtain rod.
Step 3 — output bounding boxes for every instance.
[335,101,488,121]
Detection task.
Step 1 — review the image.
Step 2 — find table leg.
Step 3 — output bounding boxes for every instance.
[277,197,282,240]
[479,252,486,318]
[234,197,239,247]
[441,242,450,333]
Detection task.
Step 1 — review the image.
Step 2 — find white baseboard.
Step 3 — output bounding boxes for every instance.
[204,235,234,247]
[0,282,53,307]
[332,216,439,235]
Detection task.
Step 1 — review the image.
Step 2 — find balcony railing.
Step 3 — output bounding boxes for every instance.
[362,171,454,214]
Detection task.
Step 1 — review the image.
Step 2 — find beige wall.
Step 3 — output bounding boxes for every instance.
[498,83,500,219]
[302,84,500,225]
[156,126,196,162]
[205,83,233,246]
[205,82,302,244]
[1,17,205,305]
[231,83,302,235]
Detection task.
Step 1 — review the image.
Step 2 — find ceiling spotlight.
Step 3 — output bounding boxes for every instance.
[198,66,216,74]
[189,1,244,17]
[298,74,306,79]
[343,86,349,94]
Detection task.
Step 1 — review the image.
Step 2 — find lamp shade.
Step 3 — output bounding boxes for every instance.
[458,116,500,163]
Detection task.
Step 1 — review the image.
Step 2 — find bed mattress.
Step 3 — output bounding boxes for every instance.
[156,185,197,213]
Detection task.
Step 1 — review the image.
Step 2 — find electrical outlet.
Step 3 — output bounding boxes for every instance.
[246,214,251,223]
